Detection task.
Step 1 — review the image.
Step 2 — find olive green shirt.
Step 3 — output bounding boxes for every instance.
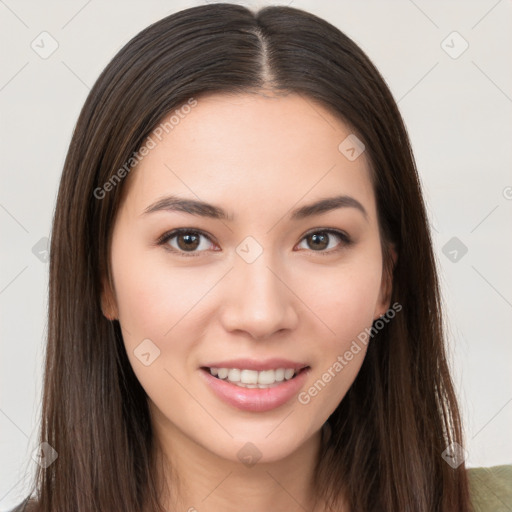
[467,465,512,511]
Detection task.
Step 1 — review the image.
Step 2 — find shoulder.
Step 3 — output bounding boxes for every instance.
[467,464,512,512]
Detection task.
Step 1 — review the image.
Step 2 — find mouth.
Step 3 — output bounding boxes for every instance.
[199,363,311,412]
[200,366,310,389]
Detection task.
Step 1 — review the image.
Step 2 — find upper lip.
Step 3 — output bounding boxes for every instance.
[201,358,309,372]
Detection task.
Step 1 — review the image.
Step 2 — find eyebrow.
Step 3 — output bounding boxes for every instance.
[142,194,368,222]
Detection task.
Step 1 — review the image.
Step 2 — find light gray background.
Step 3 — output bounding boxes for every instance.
[1,0,511,508]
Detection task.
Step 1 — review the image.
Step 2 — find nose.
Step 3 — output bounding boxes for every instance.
[219,254,299,340]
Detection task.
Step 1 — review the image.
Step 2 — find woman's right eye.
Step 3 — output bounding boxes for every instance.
[157,228,217,257]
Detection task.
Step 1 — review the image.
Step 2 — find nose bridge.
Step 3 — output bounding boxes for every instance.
[240,253,282,304]
[221,245,297,338]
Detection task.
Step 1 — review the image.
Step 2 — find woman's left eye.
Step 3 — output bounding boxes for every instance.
[296,229,351,254]
[157,228,351,257]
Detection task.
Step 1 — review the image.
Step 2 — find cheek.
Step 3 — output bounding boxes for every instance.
[110,251,201,407]
[300,257,383,341]
[294,256,382,411]
[111,239,211,339]
[110,239,220,399]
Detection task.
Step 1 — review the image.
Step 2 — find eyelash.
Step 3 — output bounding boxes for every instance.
[156,227,352,258]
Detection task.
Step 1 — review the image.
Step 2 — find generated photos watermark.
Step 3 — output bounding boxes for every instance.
[298,301,402,405]
[93,97,198,200]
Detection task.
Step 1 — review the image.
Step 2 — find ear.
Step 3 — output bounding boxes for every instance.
[100,275,118,321]
[374,243,397,320]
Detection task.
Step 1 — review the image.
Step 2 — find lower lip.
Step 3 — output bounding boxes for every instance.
[199,367,310,412]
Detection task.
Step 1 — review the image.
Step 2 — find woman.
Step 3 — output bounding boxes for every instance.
[9,3,511,511]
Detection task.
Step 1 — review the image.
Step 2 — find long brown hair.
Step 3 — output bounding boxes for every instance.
[22,3,471,511]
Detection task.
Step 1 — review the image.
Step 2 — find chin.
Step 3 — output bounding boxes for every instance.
[195,422,320,466]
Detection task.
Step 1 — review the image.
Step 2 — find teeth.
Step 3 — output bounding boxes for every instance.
[228,368,241,382]
[284,368,295,380]
[258,369,277,385]
[240,369,258,384]
[208,367,299,385]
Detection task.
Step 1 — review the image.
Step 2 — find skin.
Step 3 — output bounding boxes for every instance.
[101,91,396,512]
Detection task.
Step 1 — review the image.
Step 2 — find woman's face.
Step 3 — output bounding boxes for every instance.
[103,92,393,464]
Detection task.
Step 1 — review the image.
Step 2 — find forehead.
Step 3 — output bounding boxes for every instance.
[119,92,376,222]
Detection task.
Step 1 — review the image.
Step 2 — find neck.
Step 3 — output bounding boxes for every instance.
[150,410,329,512]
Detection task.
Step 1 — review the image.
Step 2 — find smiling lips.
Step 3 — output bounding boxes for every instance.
[200,358,310,412]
